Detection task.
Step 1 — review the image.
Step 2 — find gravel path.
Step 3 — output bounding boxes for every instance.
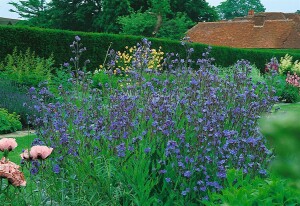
[0,130,35,138]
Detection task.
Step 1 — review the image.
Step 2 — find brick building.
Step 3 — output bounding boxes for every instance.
[187,12,300,48]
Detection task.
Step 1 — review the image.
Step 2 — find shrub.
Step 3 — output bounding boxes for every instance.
[0,79,34,125]
[286,72,300,87]
[260,112,300,180]
[279,54,293,75]
[0,48,54,87]
[48,67,73,96]
[92,69,122,89]
[280,84,300,103]
[1,25,300,72]
[265,67,300,103]
[279,54,300,76]
[0,108,22,134]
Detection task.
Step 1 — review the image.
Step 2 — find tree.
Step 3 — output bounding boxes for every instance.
[118,0,195,40]
[157,13,195,39]
[9,0,48,19]
[296,10,300,14]
[217,0,265,20]
[48,0,102,31]
[170,0,218,22]
[118,11,157,36]
[129,0,150,12]
[9,0,51,26]
[95,0,131,33]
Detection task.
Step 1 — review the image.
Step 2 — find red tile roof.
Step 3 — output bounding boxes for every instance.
[187,12,300,48]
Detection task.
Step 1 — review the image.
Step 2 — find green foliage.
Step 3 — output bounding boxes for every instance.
[184,0,219,22]
[9,0,48,19]
[119,10,194,40]
[157,13,195,40]
[279,54,300,76]
[96,0,132,33]
[130,0,150,12]
[92,70,121,90]
[8,134,36,163]
[0,108,22,134]
[265,74,300,103]
[249,66,265,83]
[217,0,265,20]
[118,11,157,36]
[2,26,300,72]
[48,67,73,96]
[203,169,300,205]
[0,48,54,87]
[170,0,219,22]
[0,79,34,126]
[260,111,300,185]
[280,84,300,103]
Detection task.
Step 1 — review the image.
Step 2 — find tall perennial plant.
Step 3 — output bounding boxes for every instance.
[28,37,277,204]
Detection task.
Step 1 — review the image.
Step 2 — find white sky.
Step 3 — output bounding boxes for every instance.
[0,0,299,19]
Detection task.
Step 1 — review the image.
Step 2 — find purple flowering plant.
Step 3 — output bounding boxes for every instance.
[27,36,277,204]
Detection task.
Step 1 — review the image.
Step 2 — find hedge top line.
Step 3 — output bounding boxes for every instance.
[0,25,299,72]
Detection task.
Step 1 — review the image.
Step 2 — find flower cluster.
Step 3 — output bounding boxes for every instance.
[0,157,26,187]
[0,138,17,152]
[0,138,26,187]
[286,72,300,87]
[28,37,276,202]
[96,40,164,77]
[279,54,300,75]
[265,57,279,73]
[20,145,53,160]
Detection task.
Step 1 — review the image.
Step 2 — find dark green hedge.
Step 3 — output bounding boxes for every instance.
[1,25,300,72]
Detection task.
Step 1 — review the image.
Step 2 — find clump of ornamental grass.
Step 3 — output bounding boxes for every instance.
[27,37,277,204]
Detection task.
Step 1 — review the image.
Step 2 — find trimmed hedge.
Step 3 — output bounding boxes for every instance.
[1,25,300,72]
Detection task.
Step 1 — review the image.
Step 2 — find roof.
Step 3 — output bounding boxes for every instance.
[187,12,300,49]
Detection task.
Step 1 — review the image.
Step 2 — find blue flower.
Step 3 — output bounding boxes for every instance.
[53,164,61,174]
[144,147,151,153]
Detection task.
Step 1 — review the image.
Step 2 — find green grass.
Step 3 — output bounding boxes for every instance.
[272,102,300,114]
[7,134,36,163]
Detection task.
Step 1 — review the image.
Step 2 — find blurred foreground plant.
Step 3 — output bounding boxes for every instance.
[260,112,300,183]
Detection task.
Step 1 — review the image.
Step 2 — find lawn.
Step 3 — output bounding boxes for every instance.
[273,102,300,114]
[7,134,36,163]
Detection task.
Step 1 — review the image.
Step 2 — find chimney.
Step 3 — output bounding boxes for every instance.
[254,14,266,27]
[248,10,254,16]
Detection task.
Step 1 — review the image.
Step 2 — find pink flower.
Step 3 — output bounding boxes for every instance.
[20,149,30,159]
[0,138,18,151]
[21,146,53,160]
[0,157,26,187]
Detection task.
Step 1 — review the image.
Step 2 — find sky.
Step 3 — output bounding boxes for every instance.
[0,0,299,19]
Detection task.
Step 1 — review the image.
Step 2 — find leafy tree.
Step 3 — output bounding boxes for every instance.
[169,0,218,22]
[48,0,101,31]
[9,0,48,19]
[296,10,300,14]
[118,11,156,36]
[95,0,131,33]
[129,0,150,12]
[217,0,265,20]
[9,0,51,26]
[157,12,195,39]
